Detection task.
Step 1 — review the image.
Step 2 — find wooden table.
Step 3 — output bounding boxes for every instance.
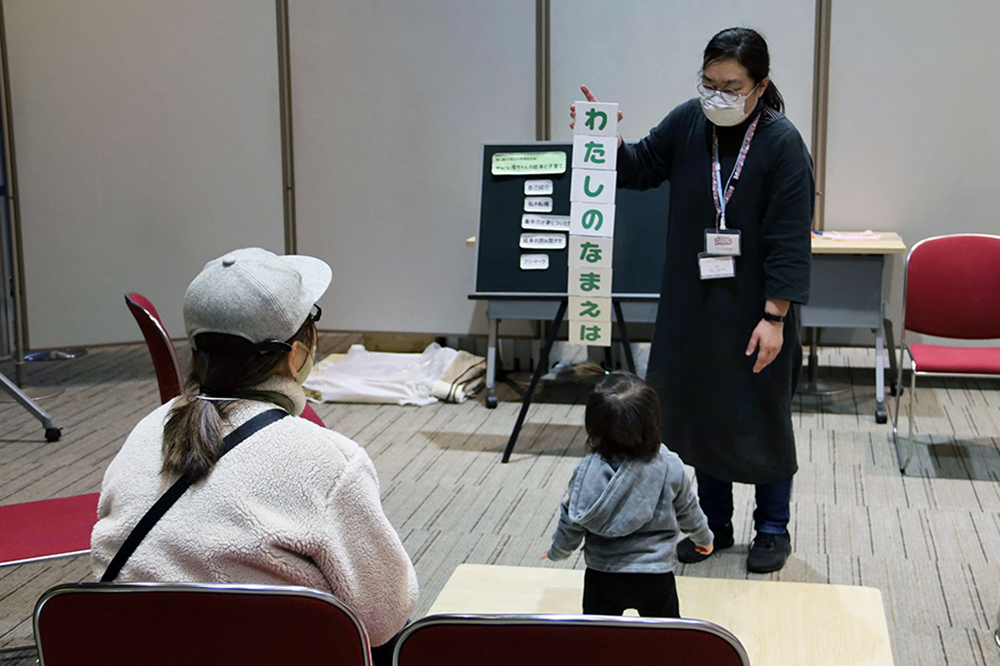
[428,564,895,666]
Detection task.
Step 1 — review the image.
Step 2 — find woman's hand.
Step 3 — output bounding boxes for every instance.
[746,319,784,373]
[570,85,624,147]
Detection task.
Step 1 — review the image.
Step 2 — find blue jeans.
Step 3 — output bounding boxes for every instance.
[695,470,793,535]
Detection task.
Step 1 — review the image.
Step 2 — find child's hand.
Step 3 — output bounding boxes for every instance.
[541,552,549,560]
[695,542,714,556]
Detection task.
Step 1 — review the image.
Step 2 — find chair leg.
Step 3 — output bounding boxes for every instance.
[898,364,918,472]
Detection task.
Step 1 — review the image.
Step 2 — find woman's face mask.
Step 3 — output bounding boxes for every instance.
[293,342,316,385]
[699,82,760,127]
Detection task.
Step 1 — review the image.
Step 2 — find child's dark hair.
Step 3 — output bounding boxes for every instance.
[578,364,662,463]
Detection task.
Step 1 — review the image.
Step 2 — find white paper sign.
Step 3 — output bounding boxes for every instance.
[569,235,613,269]
[569,319,612,347]
[524,196,553,212]
[569,296,612,323]
[573,101,619,137]
[519,254,550,271]
[570,168,616,205]
[519,233,567,250]
[570,201,615,238]
[524,179,554,195]
[572,135,617,171]
[568,266,611,297]
[522,214,571,231]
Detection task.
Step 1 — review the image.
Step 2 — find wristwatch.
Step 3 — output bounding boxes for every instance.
[762,311,786,323]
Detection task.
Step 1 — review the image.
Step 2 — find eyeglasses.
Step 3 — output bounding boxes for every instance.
[697,81,760,105]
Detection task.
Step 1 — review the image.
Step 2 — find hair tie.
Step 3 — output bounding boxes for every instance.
[604,370,610,375]
[196,395,240,403]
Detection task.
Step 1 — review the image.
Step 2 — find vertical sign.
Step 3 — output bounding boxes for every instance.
[569,101,617,347]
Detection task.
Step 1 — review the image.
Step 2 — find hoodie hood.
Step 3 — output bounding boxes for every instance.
[566,445,670,538]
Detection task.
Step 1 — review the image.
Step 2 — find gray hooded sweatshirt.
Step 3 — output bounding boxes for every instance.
[547,444,713,573]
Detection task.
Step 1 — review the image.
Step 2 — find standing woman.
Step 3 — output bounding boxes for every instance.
[575,27,812,573]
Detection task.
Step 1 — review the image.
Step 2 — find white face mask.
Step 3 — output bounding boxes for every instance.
[699,83,760,127]
[293,343,316,385]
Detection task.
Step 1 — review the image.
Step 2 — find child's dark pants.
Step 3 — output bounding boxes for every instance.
[582,568,679,618]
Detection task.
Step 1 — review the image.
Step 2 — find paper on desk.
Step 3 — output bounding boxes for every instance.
[824,230,882,241]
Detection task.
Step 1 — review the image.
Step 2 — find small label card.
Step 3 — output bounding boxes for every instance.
[491,151,567,176]
[569,320,612,347]
[569,296,611,323]
[572,135,617,171]
[573,101,619,137]
[570,201,615,238]
[569,235,613,268]
[519,233,567,250]
[524,197,553,213]
[698,254,736,280]
[524,179,554,196]
[570,168,616,205]
[522,214,571,231]
[519,253,550,271]
[568,266,611,297]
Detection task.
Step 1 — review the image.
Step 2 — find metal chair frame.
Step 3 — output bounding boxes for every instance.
[891,233,1000,472]
[35,581,372,666]
[393,613,750,666]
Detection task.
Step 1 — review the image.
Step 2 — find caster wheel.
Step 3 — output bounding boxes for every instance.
[875,408,888,425]
[45,427,62,442]
[486,395,498,409]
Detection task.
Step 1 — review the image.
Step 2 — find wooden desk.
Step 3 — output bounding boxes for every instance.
[428,564,895,666]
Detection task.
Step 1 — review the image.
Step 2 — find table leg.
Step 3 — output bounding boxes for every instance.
[797,328,849,396]
[884,315,898,396]
[501,300,567,463]
[874,319,888,424]
[485,317,499,409]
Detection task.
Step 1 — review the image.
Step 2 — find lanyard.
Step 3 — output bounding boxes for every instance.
[711,115,760,230]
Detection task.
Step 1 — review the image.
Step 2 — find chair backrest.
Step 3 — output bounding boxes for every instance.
[903,234,1000,339]
[393,614,750,666]
[125,293,185,403]
[35,582,371,666]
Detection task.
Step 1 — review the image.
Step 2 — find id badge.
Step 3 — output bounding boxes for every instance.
[698,253,736,280]
[704,229,741,256]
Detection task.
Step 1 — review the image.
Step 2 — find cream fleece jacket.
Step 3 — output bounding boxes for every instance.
[90,376,418,646]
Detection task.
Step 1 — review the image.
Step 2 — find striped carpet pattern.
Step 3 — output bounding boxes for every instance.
[1,338,999,665]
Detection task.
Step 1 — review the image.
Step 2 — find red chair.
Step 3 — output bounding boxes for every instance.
[35,582,371,666]
[125,293,326,426]
[892,234,1000,472]
[393,614,750,666]
[0,493,99,568]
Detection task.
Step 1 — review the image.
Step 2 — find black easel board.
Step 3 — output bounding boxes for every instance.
[475,142,669,295]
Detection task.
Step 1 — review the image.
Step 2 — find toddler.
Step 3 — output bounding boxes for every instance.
[546,370,713,617]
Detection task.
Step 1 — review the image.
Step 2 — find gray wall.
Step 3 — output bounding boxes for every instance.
[288,0,536,336]
[6,0,284,348]
[824,0,1000,345]
[4,1,997,347]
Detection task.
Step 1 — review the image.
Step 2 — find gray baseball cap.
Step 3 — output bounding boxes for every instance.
[184,247,332,348]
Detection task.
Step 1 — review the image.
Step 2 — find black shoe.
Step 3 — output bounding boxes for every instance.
[677,523,734,564]
[746,532,791,573]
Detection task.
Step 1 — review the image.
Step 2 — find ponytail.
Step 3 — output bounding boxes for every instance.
[762,81,784,114]
[161,317,316,479]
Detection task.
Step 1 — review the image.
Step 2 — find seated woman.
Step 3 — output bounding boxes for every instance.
[91,247,418,651]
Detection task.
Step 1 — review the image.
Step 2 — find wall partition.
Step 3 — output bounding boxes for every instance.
[5,0,284,348]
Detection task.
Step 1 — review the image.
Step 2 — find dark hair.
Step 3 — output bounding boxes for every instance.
[583,369,662,463]
[161,318,316,480]
[703,27,784,114]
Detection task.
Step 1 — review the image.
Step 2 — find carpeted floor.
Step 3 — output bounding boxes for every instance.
[2,337,999,665]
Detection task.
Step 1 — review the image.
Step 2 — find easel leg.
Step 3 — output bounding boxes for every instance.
[613,300,636,374]
[501,300,567,463]
[485,316,499,409]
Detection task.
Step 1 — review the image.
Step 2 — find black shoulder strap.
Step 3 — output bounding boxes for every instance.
[102,408,288,582]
